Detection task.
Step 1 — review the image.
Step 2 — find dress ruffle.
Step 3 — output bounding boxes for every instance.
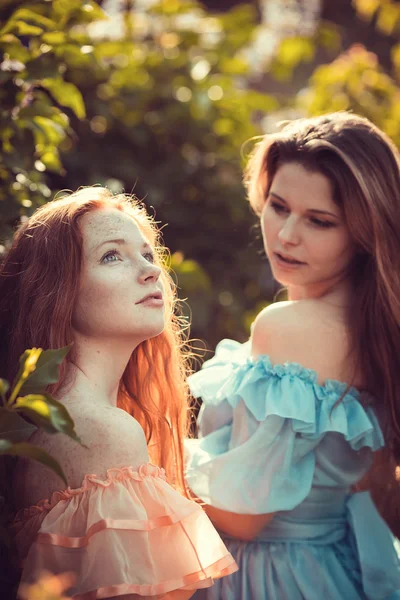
[185,339,400,599]
[189,339,383,451]
[185,339,384,515]
[13,463,237,599]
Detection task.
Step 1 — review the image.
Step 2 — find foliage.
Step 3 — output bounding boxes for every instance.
[0,0,277,348]
[0,345,80,598]
[354,0,400,36]
[1,0,400,352]
[300,44,400,145]
[298,0,400,146]
[0,346,79,484]
[269,20,341,82]
[0,0,103,239]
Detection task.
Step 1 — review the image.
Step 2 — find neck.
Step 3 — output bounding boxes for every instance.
[59,334,139,408]
[287,275,353,307]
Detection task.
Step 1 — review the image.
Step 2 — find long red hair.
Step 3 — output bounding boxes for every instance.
[0,187,191,494]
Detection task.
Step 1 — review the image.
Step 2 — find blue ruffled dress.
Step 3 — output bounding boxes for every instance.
[185,339,400,600]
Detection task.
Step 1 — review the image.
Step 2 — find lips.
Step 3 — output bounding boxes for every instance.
[136,291,163,304]
[274,252,305,265]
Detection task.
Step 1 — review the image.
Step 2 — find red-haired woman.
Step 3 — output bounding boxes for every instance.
[186,112,400,599]
[5,188,237,599]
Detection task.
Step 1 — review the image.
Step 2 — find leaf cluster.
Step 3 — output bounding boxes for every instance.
[0,0,102,237]
[0,345,80,597]
[0,345,79,485]
[300,43,400,146]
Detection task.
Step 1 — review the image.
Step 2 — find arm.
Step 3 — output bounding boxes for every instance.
[202,504,275,542]
[190,311,277,542]
[186,312,285,541]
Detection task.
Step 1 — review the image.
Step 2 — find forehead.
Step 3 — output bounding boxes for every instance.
[80,207,147,250]
[271,162,336,209]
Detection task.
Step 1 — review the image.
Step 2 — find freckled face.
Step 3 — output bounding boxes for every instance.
[261,162,355,288]
[72,207,165,344]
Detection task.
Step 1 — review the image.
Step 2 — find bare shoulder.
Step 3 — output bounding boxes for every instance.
[252,300,323,342]
[251,300,353,384]
[14,404,149,508]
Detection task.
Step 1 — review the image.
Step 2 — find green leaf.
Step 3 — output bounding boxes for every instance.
[12,21,44,37]
[19,346,71,396]
[0,440,67,485]
[9,8,56,31]
[41,78,86,119]
[40,150,63,173]
[277,37,315,69]
[0,41,30,63]
[15,393,82,444]
[23,117,66,151]
[41,31,67,45]
[392,43,400,71]
[353,0,380,21]
[19,98,65,121]
[0,409,36,443]
[0,379,9,400]
[15,395,51,420]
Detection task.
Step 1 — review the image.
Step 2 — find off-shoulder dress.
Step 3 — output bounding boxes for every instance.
[12,439,237,598]
[185,339,400,600]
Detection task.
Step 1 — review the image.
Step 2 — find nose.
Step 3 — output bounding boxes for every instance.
[277,215,300,246]
[139,260,162,283]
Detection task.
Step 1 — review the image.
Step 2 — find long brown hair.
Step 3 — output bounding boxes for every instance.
[0,187,191,494]
[244,112,400,529]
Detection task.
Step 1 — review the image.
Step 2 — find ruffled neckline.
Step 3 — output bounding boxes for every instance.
[14,463,166,520]
[212,339,370,403]
[189,338,384,451]
[249,354,367,402]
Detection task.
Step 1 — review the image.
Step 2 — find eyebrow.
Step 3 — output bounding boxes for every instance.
[94,238,152,252]
[269,192,340,219]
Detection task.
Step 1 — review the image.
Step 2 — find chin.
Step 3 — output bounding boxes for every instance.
[141,321,165,341]
[271,269,301,287]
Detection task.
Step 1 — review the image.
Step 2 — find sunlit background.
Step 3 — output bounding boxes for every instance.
[1,0,399,353]
[1,4,400,596]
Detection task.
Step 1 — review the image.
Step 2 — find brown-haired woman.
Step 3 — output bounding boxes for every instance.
[185,112,400,599]
[5,187,237,599]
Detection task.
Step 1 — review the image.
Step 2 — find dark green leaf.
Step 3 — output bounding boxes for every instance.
[0,379,9,400]
[15,393,81,442]
[10,9,56,31]
[19,346,71,396]
[0,409,36,443]
[13,21,44,37]
[41,31,67,45]
[41,78,86,119]
[0,440,67,485]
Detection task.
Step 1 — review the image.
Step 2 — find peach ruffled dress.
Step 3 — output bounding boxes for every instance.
[12,462,237,599]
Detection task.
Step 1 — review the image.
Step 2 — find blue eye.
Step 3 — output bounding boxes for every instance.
[101,249,120,263]
[143,252,155,263]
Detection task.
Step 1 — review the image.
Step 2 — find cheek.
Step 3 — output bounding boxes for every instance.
[312,231,355,266]
[260,207,276,248]
[79,274,119,309]
[73,271,127,331]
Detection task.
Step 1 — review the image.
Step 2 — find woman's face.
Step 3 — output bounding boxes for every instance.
[72,207,165,344]
[261,162,355,291]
